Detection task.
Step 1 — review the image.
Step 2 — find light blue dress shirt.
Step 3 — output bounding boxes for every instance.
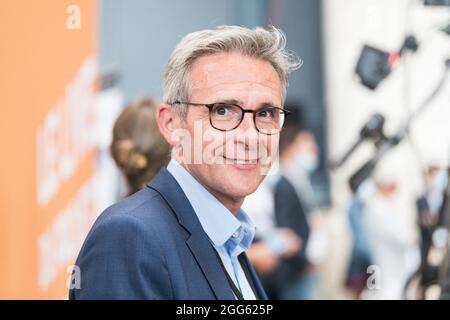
[167,159,257,300]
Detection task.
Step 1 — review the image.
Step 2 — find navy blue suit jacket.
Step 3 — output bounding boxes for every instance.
[69,168,267,300]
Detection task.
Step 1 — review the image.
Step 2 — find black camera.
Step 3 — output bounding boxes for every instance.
[355,36,418,90]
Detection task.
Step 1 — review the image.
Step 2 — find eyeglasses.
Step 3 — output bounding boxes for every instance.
[170,101,290,135]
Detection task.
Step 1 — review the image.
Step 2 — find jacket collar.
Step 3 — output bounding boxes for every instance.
[147,167,267,300]
[148,167,233,299]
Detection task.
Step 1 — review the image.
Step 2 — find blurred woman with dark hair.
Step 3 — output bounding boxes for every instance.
[110,98,170,195]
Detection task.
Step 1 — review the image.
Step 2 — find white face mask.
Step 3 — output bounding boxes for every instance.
[295,151,319,174]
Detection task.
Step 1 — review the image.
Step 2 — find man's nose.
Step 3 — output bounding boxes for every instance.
[234,112,259,145]
[237,112,257,133]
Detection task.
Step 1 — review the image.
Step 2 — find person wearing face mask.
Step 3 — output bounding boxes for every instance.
[242,166,303,299]
[416,165,449,269]
[363,164,420,300]
[269,111,325,300]
[282,130,320,217]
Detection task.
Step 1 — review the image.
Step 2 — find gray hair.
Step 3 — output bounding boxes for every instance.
[163,25,302,118]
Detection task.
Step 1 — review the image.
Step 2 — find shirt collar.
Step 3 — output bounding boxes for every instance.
[167,159,255,252]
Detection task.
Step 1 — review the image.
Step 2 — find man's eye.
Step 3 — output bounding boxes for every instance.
[216,106,228,115]
[257,109,275,118]
[213,104,233,116]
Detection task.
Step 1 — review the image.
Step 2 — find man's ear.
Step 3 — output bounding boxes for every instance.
[155,103,181,147]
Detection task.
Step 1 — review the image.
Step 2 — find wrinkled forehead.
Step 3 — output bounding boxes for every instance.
[189,52,283,106]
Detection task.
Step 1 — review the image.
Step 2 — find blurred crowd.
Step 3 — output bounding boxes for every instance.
[109,97,449,299]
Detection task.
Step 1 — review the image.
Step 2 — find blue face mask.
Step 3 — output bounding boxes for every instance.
[264,171,281,188]
[428,169,449,213]
[295,152,319,174]
[433,169,449,191]
[356,179,376,201]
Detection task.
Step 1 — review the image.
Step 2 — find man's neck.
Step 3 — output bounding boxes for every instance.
[177,160,243,215]
[207,190,244,215]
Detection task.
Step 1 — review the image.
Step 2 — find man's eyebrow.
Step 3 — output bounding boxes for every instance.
[258,102,279,109]
[214,99,280,109]
[213,99,241,105]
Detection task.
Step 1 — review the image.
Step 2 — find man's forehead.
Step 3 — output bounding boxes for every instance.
[190,52,281,87]
[189,52,283,104]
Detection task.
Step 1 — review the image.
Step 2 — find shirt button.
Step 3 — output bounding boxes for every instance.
[232,230,240,238]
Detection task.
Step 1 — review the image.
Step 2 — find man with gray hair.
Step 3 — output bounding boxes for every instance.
[70,25,301,300]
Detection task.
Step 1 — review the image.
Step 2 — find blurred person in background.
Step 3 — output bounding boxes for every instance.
[262,104,327,300]
[437,167,450,300]
[110,98,170,196]
[416,165,449,262]
[243,171,303,299]
[345,180,374,299]
[411,163,449,299]
[363,164,420,299]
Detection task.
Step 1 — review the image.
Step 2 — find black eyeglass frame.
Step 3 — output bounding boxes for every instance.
[170,101,291,135]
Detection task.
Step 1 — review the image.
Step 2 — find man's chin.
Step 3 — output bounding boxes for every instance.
[224,178,262,198]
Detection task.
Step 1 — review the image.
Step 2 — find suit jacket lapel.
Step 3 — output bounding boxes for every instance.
[148,168,235,300]
[185,230,236,299]
[240,253,268,300]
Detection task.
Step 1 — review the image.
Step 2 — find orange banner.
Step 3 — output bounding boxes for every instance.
[0,0,97,299]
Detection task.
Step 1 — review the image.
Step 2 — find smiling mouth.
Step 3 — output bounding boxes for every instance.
[222,156,258,165]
